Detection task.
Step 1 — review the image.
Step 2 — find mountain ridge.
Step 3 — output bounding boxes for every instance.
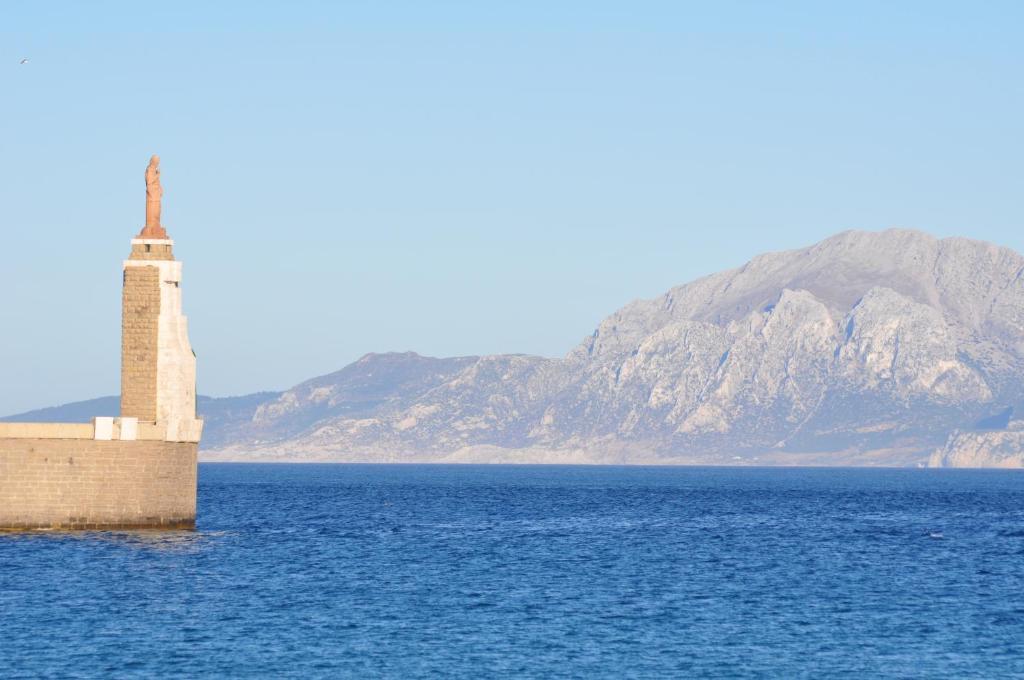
[7,229,1023,467]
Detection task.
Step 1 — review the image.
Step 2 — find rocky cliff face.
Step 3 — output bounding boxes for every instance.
[930,422,1024,468]
[199,229,1024,465]
[11,229,1022,466]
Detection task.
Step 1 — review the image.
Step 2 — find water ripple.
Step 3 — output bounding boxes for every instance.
[3,464,1024,677]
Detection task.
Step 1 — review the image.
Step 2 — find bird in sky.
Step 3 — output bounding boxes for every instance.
[19,58,29,65]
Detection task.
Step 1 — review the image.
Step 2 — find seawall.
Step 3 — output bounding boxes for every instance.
[0,420,197,530]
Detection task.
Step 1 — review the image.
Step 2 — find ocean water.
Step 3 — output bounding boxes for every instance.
[3,465,1024,678]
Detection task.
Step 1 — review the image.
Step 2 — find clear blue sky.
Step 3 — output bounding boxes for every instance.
[1,1,1022,414]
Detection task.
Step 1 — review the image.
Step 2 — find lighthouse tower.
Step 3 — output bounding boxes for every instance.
[0,155,201,531]
[120,155,202,442]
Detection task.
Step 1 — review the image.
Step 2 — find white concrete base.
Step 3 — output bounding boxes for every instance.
[93,417,114,441]
[119,417,138,441]
[165,418,204,443]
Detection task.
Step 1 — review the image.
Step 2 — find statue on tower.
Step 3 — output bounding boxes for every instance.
[140,155,168,239]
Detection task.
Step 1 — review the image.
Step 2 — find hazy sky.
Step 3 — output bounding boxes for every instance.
[1,1,1022,414]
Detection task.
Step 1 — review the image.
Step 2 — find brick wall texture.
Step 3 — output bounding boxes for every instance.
[121,265,160,421]
[129,242,174,260]
[0,439,197,530]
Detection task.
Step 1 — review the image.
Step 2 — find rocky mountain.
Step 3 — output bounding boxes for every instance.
[8,229,1024,466]
[930,421,1024,468]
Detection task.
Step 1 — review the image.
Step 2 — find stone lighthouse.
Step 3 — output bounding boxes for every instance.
[120,155,202,442]
[0,156,202,530]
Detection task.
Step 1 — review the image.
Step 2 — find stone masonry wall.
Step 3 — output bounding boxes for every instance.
[0,439,197,530]
[129,242,174,261]
[121,265,160,421]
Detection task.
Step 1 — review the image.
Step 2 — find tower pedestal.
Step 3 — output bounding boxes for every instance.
[121,237,202,442]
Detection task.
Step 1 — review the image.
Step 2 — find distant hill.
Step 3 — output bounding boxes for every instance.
[1,396,121,425]
[7,230,1023,467]
[2,392,280,448]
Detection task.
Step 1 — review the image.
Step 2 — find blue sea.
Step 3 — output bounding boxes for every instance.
[3,465,1024,678]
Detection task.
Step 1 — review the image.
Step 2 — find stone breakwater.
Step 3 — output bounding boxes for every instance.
[0,423,197,530]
